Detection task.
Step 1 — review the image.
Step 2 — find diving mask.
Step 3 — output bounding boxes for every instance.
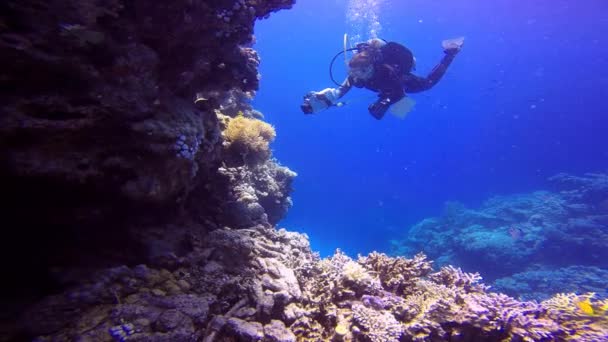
[349,65,374,82]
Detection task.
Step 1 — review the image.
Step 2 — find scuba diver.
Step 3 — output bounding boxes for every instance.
[301,37,464,119]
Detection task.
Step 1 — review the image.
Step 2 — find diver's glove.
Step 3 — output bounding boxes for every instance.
[301,88,341,114]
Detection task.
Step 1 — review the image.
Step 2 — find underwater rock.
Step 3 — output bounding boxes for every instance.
[216,161,296,227]
[14,224,310,340]
[155,309,193,333]
[224,317,264,341]
[0,0,295,340]
[263,320,296,342]
[0,0,297,329]
[10,225,608,341]
[549,172,608,204]
[494,265,608,301]
[392,176,608,282]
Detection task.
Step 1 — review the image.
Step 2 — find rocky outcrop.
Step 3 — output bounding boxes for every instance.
[391,172,608,299]
[15,232,608,341]
[0,0,295,336]
[15,225,313,341]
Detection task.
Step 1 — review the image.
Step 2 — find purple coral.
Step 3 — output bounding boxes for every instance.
[108,323,135,342]
[174,133,204,160]
[361,295,387,310]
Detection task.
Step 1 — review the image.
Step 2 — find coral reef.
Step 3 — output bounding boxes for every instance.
[1,1,606,341]
[15,224,312,341]
[216,161,296,228]
[494,266,608,301]
[391,172,608,300]
[13,239,608,341]
[0,0,296,337]
[543,292,608,341]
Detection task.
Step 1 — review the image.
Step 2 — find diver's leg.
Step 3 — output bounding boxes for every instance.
[368,91,405,120]
[368,97,391,120]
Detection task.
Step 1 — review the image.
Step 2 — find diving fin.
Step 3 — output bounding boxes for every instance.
[389,96,416,119]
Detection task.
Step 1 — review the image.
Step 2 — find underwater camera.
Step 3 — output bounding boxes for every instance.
[301,92,316,114]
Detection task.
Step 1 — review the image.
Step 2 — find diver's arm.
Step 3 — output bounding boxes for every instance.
[402,51,457,93]
[335,77,353,99]
[320,77,353,101]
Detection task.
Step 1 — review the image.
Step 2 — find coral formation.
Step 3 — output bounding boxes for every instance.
[543,293,608,341]
[494,266,608,301]
[15,237,608,341]
[0,0,296,338]
[216,161,296,227]
[391,172,608,300]
[223,114,277,165]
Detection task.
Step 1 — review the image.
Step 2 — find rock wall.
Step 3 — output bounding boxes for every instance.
[0,0,296,334]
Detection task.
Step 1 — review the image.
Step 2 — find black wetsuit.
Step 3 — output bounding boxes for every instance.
[335,43,458,119]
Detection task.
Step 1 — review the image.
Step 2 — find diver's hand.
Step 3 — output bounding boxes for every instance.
[442,36,465,55]
[301,88,340,114]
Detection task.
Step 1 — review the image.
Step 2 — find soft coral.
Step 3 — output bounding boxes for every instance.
[223,115,275,165]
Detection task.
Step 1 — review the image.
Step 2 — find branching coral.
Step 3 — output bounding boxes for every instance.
[223,114,276,165]
[341,260,383,295]
[463,292,559,341]
[396,279,561,341]
[291,251,585,342]
[19,232,608,342]
[352,303,402,342]
[429,265,489,293]
[398,279,463,340]
[358,252,433,296]
[542,292,608,341]
[296,250,356,304]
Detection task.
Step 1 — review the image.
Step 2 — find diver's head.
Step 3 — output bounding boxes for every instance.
[348,52,374,81]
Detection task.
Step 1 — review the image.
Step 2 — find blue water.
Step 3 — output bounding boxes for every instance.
[253,0,608,257]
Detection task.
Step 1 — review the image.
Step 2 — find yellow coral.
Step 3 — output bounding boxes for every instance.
[334,322,349,336]
[223,115,276,164]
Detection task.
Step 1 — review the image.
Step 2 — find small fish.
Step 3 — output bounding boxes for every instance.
[59,23,104,46]
[59,23,84,31]
[576,298,595,316]
[508,227,523,240]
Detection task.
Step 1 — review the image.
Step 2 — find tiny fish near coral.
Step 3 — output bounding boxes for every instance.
[576,298,595,316]
[508,226,523,240]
